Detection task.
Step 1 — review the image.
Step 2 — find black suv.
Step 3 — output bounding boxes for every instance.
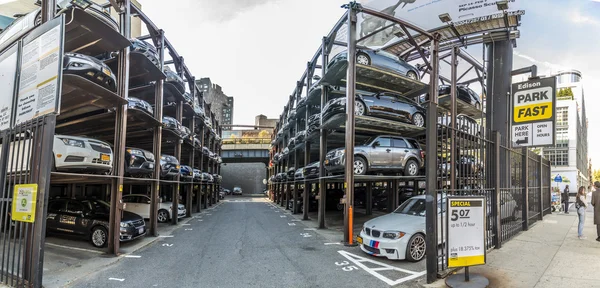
[63,53,117,92]
[46,198,146,248]
[125,147,155,177]
[130,38,159,68]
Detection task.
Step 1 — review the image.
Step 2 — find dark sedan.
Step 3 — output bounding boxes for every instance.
[202,146,210,155]
[194,101,205,119]
[63,53,117,92]
[288,109,297,122]
[193,169,202,182]
[164,68,186,95]
[296,130,306,143]
[127,97,153,115]
[322,91,426,127]
[307,113,321,135]
[201,172,214,183]
[422,85,482,110]
[287,137,296,150]
[125,147,155,177]
[47,198,145,248]
[182,92,193,105]
[162,116,183,136]
[180,165,194,180]
[294,161,320,180]
[130,38,159,68]
[330,49,420,80]
[160,154,180,178]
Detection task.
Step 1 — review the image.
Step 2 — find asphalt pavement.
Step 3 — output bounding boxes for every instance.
[68,196,427,288]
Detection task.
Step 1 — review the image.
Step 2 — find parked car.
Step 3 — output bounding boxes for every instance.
[233,186,243,195]
[213,174,222,183]
[180,165,194,180]
[330,49,420,80]
[160,154,180,178]
[181,126,191,139]
[63,53,117,92]
[296,130,306,143]
[193,137,202,148]
[281,147,290,158]
[201,172,214,183]
[127,97,154,115]
[307,113,321,135]
[358,195,446,262]
[53,135,113,173]
[130,38,159,68]
[288,137,296,149]
[294,161,320,180]
[322,90,426,127]
[324,135,424,176]
[219,191,225,200]
[288,109,297,122]
[287,168,296,180]
[194,101,205,119]
[223,189,231,195]
[122,194,186,223]
[202,146,210,155]
[193,169,202,182]
[47,198,145,248]
[182,92,193,105]
[164,67,186,94]
[125,147,155,177]
[162,116,183,136]
[422,85,482,110]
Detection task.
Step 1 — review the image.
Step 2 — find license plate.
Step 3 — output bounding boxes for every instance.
[101,154,110,161]
[138,227,144,234]
[357,236,363,244]
[324,159,329,165]
[102,67,111,76]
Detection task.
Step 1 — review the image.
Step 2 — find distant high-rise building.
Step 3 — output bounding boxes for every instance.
[197,78,233,129]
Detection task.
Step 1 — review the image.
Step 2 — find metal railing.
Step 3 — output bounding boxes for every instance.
[221,138,271,145]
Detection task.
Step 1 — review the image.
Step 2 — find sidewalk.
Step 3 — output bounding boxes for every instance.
[426,211,600,288]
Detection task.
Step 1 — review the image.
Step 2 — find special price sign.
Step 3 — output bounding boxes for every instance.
[447,197,486,268]
[511,77,556,147]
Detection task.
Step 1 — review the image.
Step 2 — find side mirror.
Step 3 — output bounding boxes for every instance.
[147,200,151,204]
[372,141,380,148]
[312,75,321,81]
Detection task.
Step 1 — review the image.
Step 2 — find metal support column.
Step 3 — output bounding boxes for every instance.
[343,3,357,245]
[494,131,502,248]
[425,34,441,284]
[366,182,372,216]
[171,100,183,225]
[150,30,165,236]
[538,154,543,220]
[200,125,206,209]
[522,147,529,231]
[187,112,195,217]
[450,47,458,193]
[109,0,131,254]
[317,37,329,226]
[392,179,399,208]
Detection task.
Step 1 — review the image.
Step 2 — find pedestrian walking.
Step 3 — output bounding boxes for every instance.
[563,185,570,213]
[591,181,600,241]
[576,186,587,239]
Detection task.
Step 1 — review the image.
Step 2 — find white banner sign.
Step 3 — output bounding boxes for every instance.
[0,44,18,130]
[16,24,61,125]
[447,197,486,268]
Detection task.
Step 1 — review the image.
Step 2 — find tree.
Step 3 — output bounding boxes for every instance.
[258,130,270,138]
[593,169,600,183]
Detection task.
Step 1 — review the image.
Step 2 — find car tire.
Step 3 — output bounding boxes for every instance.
[404,159,419,176]
[355,101,366,116]
[407,71,418,80]
[356,53,371,65]
[354,156,368,175]
[406,233,426,262]
[412,113,425,127]
[157,209,170,223]
[91,226,108,248]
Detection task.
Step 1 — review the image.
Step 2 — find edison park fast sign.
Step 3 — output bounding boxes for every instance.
[511,77,556,148]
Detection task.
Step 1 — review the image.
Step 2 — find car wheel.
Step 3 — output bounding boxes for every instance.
[356,53,371,65]
[407,71,418,80]
[157,209,170,223]
[404,159,419,176]
[91,226,108,248]
[355,101,366,116]
[406,233,426,262]
[354,157,368,175]
[412,113,425,127]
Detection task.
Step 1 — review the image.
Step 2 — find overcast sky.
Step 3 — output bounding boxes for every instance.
[138,0,600,165]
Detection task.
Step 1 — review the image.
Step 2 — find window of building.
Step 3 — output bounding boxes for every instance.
[556,107,568,126]
[556,128,568,148]
[544,149,568,166]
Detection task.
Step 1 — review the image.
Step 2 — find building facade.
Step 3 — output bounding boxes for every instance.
[197,78,233,129]
[255,114,278,128]
[541,70,589,190]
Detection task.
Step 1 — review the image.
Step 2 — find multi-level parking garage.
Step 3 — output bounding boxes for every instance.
[268,1,552,283]
[0,0,221,286]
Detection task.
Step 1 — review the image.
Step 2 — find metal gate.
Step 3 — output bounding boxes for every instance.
[0,115,55,287]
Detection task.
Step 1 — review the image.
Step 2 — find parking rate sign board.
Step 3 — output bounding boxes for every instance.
[11,184,38,223]
[447,197,486,268]
[511,77,556,147]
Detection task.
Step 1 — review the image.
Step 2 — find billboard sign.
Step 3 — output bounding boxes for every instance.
[334,0,523,49]
[447,196,486,268]
[0,43,19,131]
[511,77,556,147]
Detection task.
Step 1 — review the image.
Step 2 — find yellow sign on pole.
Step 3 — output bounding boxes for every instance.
[12,184,38,223]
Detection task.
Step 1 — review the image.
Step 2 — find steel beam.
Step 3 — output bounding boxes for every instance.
[108,0,131,255]
[450,47,457,192]
[149,29,164,237]
[317,37,329,227]
[171,100,183,225]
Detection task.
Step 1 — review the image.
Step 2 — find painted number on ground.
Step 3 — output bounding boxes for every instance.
[335,261,359,272]
[300,233,312,238]
[162,243,173,247]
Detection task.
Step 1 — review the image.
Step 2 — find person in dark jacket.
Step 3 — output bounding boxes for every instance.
[592,182,600,241]
[563,185,570,214]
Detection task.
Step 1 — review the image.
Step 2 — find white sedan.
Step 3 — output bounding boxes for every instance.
[122,194,186,223]
[358,195,446,262]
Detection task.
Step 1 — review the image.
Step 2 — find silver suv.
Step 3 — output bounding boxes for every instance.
[324,135,424,176]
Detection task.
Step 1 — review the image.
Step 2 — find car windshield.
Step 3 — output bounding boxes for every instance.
[81,199,110,214]
[393,198,426,216]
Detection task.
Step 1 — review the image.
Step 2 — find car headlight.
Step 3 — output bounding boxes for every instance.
[334,149,345,158]
[120,222,129,228]
[127,149,144,156]
[60,138,85,148]
[382,231,406,239]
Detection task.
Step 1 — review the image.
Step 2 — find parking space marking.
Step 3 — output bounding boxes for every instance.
[123,255,141,258]
[304,228,317,231]
[109,278,125,281]
[337,251,426,286]
[185,228,193,231]
[324,243,342,246]
[291,219,301,222]
[280,215,287,218]
[158,235,174,238]
[300,233,312,238]
[182,224,191,226]
[288,223,296,226]
[45,242,104,254]
[198,219,204,222]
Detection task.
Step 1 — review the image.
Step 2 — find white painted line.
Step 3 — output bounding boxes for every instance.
[291,219,301,222]
[288,223,296,226]
[280,215,287,218]
[198,220,204,222]
[300,233,312,238]
[337,251,426,286]
[185,228,193,231]
[182,224,191,226]
[543,219,558,224]
[304,228,317,231]
[324,243,342,246]
[45,242,104,254]
[109,278,125,282]
[206,214,212,216]
[158,235,174,238]
[123,255,141,258]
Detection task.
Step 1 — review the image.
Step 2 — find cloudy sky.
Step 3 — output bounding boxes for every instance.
[138,0,600,163]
